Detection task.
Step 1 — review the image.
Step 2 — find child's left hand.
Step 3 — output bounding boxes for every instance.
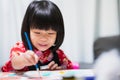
[47,61,62,70]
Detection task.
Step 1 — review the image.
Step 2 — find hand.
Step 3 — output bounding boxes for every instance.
[21,50,39,66]
[47,61,62,70]
[11,50,39,70]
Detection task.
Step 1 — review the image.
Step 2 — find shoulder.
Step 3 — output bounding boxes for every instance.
[13,41,25,49]
[56,49,67,57]
[11,41,26,52]
[56,49,64,54]
[13,41,24,47]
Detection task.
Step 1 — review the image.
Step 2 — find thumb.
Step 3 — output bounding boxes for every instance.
[34,54,39,63]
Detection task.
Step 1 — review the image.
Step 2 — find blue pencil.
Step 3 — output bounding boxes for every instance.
[24,32,40,77]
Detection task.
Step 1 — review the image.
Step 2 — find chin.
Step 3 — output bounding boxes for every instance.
[38,48,48,51]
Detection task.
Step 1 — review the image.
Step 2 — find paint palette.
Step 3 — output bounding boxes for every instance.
[23,70,63,80]
[23,71,51,77]
[0,69,94,80]
[23,69,94,78]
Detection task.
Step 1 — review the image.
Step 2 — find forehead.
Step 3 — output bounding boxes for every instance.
[30,28,56,32]
[30,24,58,31]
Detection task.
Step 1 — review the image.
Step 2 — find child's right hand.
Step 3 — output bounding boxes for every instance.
[11,50,39,70]
[21,50,39,66]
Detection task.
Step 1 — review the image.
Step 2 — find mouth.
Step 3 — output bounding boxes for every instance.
[38,44,48,47]
[37,43,49,51]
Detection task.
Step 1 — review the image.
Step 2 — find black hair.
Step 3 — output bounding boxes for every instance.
[21,0,64,52]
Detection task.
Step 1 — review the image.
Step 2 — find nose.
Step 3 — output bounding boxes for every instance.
[39,34,48,41]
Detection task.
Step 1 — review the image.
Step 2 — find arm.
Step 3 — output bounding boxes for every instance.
[57,49,73,69]
[47,49,73,70]
[1,42,28,72]
[1,42,38,72]
[11,50,38,70]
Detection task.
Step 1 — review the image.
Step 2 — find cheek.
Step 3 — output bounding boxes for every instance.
[30,36,34,41]
[31,36,35,40]
[49,36,56,45]
[30,35,37,44]
[53,36,57,43]
[30,32,34,40]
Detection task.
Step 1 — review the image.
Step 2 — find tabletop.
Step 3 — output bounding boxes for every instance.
[0,69,95,80]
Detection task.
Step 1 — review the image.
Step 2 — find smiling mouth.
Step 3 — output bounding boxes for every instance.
[39,44,48,47]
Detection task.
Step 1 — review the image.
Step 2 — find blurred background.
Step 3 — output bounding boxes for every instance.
[0,0,120,67]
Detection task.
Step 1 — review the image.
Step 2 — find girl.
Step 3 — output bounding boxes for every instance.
[1,0,73,72]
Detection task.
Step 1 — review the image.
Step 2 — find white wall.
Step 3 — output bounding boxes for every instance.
[0,0,119,67]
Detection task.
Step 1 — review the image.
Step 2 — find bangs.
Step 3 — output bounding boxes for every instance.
[30,14,60,31]
[29,1,61,31]
[30,16,59,31]
[29,1,63,31]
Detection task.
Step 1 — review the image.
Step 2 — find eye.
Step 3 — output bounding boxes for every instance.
[34,32,40,34]
[48,32,57,35]
[48,32,55,35]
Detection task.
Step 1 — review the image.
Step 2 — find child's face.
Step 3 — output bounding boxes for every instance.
[30,28,57,51]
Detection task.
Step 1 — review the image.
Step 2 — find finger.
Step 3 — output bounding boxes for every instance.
[48,61,55,69]
[23,51,37,65]
[20,54,31,66]
[26,50,34,55]
[24,54,35,65]
[56,66,62,70]
[34,54,39,63]
[27,50,38,64]
[51,64,58,70]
